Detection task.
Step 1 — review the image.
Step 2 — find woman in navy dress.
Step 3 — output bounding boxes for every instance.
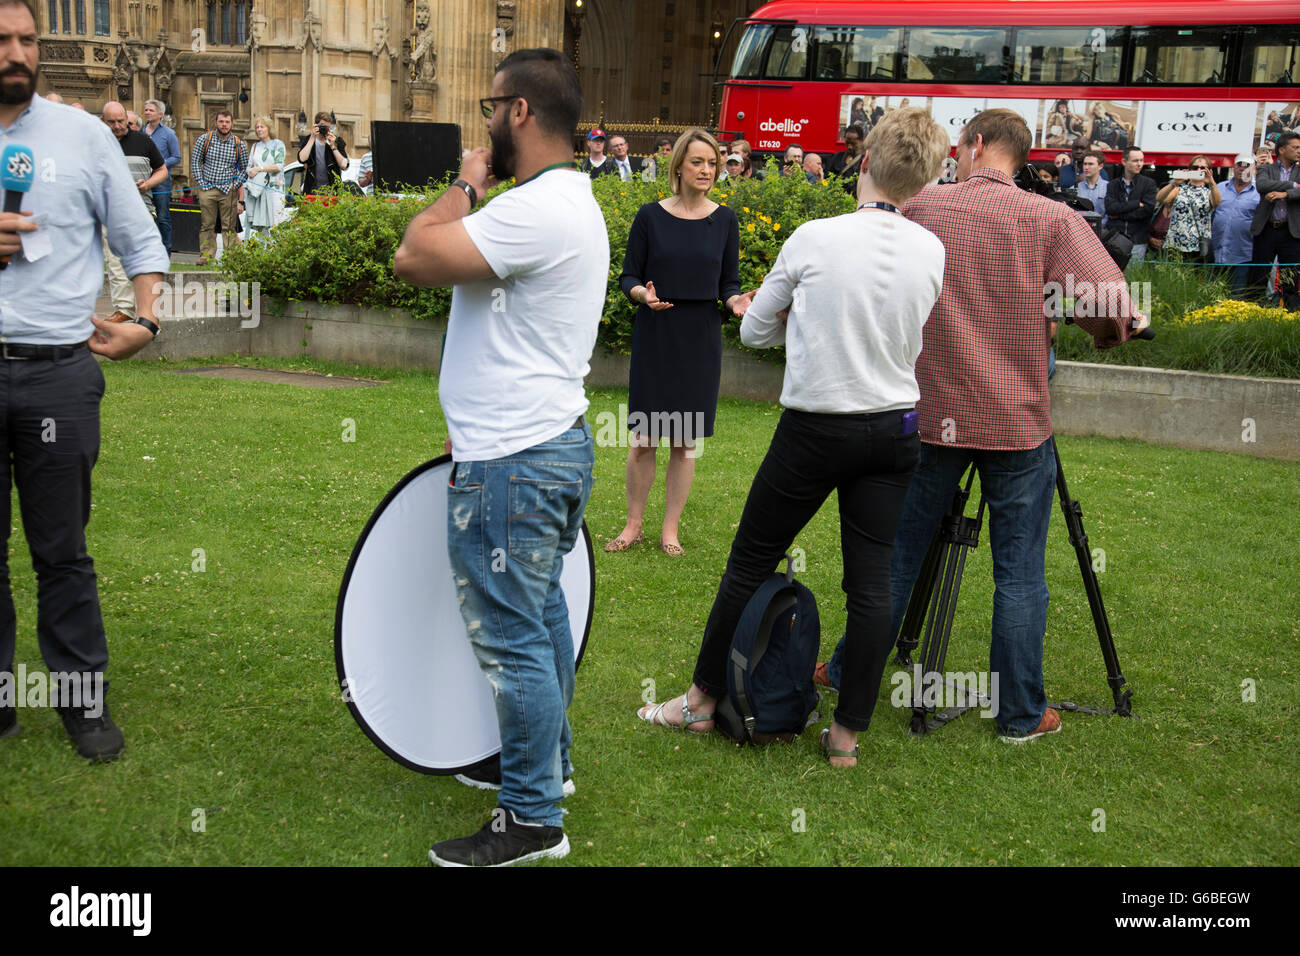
[606,129,746,556]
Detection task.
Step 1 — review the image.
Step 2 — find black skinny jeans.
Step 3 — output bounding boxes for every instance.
[692,407,918,732]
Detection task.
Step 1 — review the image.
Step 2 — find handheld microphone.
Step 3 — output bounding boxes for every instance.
[0,144,35,271]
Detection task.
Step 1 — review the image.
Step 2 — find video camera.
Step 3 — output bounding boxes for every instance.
[1014,164,1133,270]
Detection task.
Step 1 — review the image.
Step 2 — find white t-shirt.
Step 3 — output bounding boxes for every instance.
[740,209,945,413]
[440,168,609,461]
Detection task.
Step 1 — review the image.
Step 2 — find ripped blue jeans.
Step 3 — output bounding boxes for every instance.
[445,423,594,827]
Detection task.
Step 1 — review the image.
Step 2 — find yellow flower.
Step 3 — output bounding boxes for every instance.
[743,206,750,213]
[773,223,781,231]
[747,223,754,232]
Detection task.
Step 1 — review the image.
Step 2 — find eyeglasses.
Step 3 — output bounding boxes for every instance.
[1190,165,1209,171]
[479,94,521,119]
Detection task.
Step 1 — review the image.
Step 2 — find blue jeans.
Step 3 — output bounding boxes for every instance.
[151,183,173,254]
[445,423,593,827]
[828,438,1057,736]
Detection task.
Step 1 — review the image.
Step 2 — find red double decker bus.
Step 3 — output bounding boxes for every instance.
[717,0,1298,168]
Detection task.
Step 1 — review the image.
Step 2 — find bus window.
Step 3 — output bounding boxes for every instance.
[1237,25,1299,84]
[1129,26,1227,84]
[731,23,772,79]
[1012,27,1125,83]
[905,27,1007,82]
[812,26,903,81]
[766,25,810,79]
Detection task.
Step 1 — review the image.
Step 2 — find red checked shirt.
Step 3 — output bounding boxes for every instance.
[902,168,1135,450]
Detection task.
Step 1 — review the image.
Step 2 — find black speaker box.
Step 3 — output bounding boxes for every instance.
[370,121,462,190]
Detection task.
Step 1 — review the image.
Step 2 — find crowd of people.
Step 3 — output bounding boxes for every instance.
[4,0,1296,869]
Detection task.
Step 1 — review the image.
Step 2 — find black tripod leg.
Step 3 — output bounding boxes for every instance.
[895,533,943,666]
[1051,437,1134,717]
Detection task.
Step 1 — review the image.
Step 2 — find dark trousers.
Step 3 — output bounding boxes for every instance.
[151,183,173,254]
[691,408,918,732]
[1249,226,1300,308]
[0,348,107,685]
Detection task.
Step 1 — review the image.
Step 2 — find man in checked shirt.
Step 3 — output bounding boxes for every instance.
[822,108,1147,743]
[190,109,247,264]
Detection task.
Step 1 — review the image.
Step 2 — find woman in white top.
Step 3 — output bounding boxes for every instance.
[244,116,285,234]
[637,109,950,766]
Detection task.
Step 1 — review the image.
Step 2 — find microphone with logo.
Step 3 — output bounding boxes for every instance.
[0,143,35,271]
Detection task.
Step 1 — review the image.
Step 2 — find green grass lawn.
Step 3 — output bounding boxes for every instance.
[1,355,1296,866]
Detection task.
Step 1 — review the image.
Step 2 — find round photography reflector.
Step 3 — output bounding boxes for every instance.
[335,455,595,774]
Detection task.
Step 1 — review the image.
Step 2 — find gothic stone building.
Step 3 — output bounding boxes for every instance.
[36,1,757,186]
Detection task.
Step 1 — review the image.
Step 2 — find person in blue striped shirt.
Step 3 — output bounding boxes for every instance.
[1074,150,1109,225]
[0,0,169,762]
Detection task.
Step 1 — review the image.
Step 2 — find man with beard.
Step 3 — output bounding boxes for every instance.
[0,0,168,760]
[394,48,607,867]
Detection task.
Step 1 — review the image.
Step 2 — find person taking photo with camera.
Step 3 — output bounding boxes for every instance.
[297,110,349,196]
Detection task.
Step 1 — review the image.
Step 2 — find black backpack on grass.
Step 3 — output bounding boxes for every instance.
[714,556,821,745]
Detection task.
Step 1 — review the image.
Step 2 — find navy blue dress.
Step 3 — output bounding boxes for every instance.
[619,202,741,440]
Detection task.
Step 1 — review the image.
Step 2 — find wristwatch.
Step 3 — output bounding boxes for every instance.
[451,179,479,206]
[132,316,160,338]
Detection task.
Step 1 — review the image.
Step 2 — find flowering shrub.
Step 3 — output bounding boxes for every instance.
[1175,300,1297,326]
[225,169,855,355]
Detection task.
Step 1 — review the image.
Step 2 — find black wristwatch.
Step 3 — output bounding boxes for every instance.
[451,179,479,206]
[132,316,160,338]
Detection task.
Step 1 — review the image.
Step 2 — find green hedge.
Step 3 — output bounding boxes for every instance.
[220,166,855,354]
[221,174,1300,379]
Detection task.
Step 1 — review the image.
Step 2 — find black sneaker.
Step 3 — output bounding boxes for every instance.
[57,703,124,762]
[0,702,17,740]
[455,754,575,796]
[429,808,569,867]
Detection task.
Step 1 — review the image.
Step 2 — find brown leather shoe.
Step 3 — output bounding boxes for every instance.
[999,707,1061,744]
[107,310,133,323]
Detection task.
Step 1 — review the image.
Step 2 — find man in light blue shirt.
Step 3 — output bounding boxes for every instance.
[142,98,180,253]
[0,0,168,763]
[1214,153,1260,295]
[1074,150,1109,225]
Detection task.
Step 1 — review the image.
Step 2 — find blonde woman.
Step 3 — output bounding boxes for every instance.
[1156,154,1221,261]
[244,116,285,234]
[606,129,746,556]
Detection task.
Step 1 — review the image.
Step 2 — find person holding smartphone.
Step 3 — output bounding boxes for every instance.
[297,111,349,196]
[1157,155,1221,261]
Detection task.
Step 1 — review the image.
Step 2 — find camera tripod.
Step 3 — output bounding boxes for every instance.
[893,437,1135,735]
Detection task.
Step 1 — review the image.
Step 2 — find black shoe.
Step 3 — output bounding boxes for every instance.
[57,703,124,762]
[0,703,17,740]
[454,753,575,796]
[429,809,570,867]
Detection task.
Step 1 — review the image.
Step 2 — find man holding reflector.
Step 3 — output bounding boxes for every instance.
[394,48,607,867]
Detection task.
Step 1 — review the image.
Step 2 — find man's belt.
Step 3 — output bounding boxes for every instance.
[1,342,86,360]
[1269,220,1287,229]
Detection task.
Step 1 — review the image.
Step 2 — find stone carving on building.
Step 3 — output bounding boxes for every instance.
[152,46,173,94]
[496,1,517,37]
[372,16,395,59]
[410,2,437,88]
[113,44,134,99]
[42,41,85,62]
[295,13,323,52]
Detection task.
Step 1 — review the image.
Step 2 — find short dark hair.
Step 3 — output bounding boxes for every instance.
[215,109,233,120]
[959,109,1031,166]
[654,136,673,149]
[314,111,331,124]
[845,124,864,139]
[1122,145,1143,160]
[1083,150,1106,165]
[496,48,581,139]
[784,143,803,156]
[1277,131,1300,150]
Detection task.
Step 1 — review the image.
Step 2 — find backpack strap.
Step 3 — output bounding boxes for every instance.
[729,579,796,739]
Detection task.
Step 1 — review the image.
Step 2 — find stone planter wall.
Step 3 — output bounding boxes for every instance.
[134,292,1300,461]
